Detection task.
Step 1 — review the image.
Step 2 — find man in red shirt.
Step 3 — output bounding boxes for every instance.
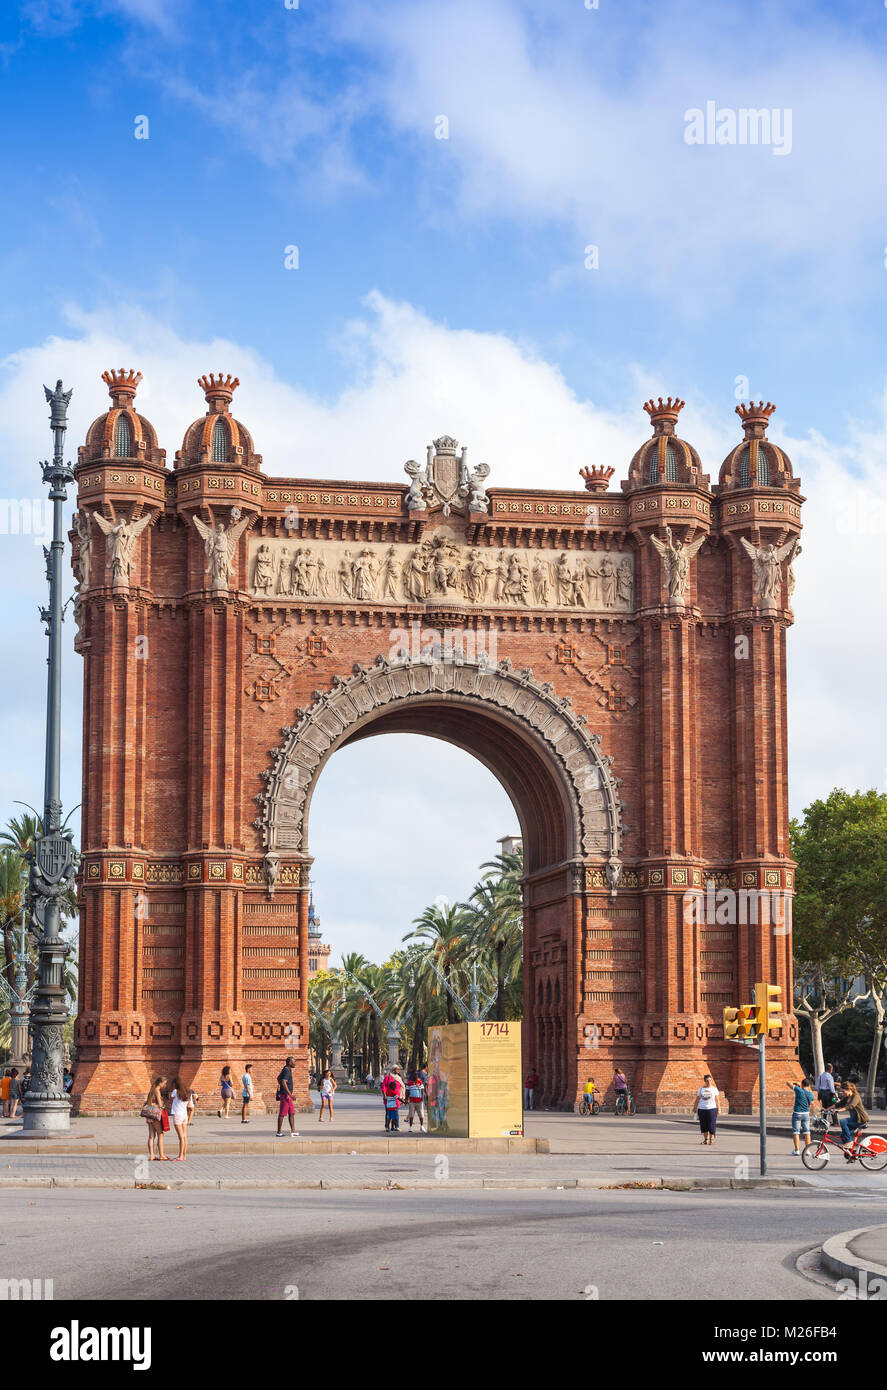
[523,1067,540,1111]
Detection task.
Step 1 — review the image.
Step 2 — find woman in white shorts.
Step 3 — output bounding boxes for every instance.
[319,1069,337,1122]
[169,1076,190,1160]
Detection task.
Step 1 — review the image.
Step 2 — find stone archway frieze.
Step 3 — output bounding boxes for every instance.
[254,655,626,870]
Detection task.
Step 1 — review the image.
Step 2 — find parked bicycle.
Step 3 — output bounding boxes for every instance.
[801,1113,887,1171]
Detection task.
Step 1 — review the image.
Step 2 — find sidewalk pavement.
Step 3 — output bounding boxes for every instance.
[2,1096,886,1193]
[7,1094,884,1156]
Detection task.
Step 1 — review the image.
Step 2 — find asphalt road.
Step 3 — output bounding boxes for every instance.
[0,1186,879,1300]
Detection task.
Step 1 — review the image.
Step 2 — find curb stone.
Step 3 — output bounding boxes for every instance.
[0,1173,807,1193]
[820,1225,887,1286]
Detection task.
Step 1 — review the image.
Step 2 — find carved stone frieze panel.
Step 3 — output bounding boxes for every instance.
[247,535,634,612]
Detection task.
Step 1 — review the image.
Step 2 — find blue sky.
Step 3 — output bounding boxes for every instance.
[1,0,886,961]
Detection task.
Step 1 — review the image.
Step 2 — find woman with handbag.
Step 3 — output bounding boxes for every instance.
[140,1076,169,1161]
[218,1065,235,1118]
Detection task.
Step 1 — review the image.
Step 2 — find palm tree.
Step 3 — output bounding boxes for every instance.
[308,970,340,1079]
[0,848,27,997]
[464,875,523,1022]
[403,902,470,1025]
[334,954,388,1077]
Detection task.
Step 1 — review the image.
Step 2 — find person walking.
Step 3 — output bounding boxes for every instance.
[406,1071,427,1132]
[276,1055,298,1138]
[834,1082,869,1148]
[787,1076,816,1154]
[217,1065,235,1118]
[169,1077,190,1161]
[365,1069,374,1090]
[318,1069,337,1122]
[816,1063,837,1111]
[7,1069,22,1120]
[0,1070,9,1118]
[140,1075,169,1162]
[692,1074,720,1144]
[523,1066,539,1111]
[241,1064,254,1124]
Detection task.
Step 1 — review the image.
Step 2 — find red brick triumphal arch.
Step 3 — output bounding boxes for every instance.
[70,373,803,1114]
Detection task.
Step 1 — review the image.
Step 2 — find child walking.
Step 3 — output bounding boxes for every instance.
[318,1069,337,1122]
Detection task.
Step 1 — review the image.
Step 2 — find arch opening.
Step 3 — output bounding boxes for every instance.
[258,656,627,1109]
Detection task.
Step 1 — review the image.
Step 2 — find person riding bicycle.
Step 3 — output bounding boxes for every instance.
[833,1082,869,1148]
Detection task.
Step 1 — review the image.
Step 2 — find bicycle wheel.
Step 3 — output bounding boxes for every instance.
[591,1098,600,1116]
[801,1143,830,1170]
[627,1096,636,1115]
[859,1143,887,1172]
[615,1096,624,1115]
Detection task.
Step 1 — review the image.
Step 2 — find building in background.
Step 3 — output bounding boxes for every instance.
[497,834,522,859]
[307,888,331,979]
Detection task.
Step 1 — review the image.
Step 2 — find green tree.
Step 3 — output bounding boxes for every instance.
[791,789,887,1102]
[464,875,522,1022]
[403,902,470,1025]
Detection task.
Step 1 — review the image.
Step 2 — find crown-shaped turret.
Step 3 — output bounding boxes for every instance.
[719,400,796,492]
[175,374,260,471]
[102,368,143,408]
[624,396,706,492]
[579,464,615,494]
[198,373,240,413]
[735,400,776,438]
[78,367,163,466]
[643,397,685,436]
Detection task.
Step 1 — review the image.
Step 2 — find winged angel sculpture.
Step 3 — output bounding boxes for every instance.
[648,526,705,604]
[191,509,252,591]
[739,536,796,608]
[92,511,154,588]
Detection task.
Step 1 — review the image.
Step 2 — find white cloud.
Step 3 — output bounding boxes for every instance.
[336,0,887,301]
[1,291,883,956]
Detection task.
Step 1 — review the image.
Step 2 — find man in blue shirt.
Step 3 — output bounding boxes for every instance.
[787,1077,816,1154]
[816,1064,837,1110]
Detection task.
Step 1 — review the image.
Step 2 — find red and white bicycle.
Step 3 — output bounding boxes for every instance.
[801,1113,887,1172]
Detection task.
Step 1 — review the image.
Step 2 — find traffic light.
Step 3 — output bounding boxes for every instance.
[754,982,782,1035]
[736,1005,757,1039]
[724,1005,757,1040]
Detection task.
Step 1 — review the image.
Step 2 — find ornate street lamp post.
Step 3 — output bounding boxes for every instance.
[21,381,79,1133]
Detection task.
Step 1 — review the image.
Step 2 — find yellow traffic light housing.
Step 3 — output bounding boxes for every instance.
[754,982,782,1035]
[723,1006,740,1039]
[736,1005,757,1039]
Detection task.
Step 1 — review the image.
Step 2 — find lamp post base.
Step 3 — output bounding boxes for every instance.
[20,1096,72,1133]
